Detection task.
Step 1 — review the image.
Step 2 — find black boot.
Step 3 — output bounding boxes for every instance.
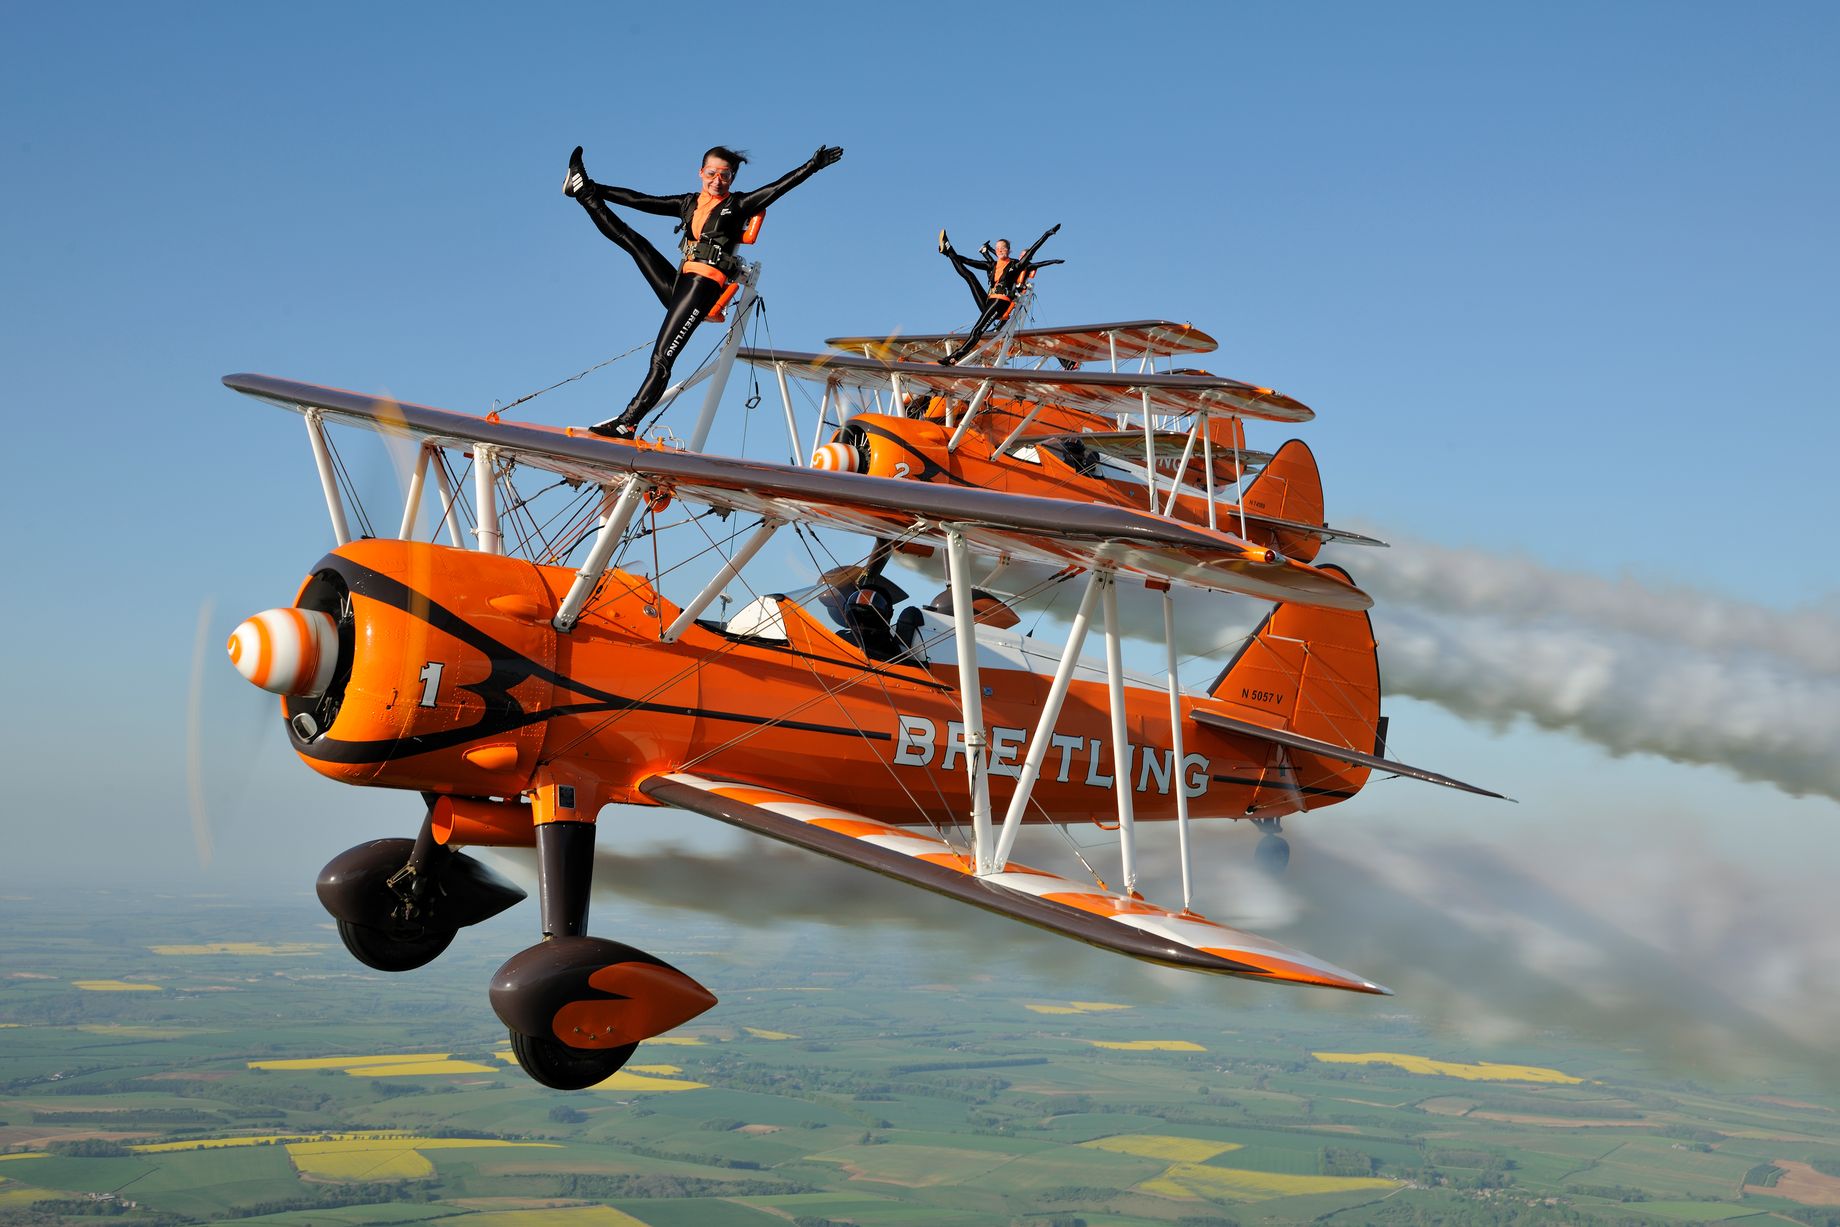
[587,413,640,440]
[938,228,951,255]
[563,146,589,198]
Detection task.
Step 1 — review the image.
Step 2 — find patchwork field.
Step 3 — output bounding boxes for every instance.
[1,890,1835,1227]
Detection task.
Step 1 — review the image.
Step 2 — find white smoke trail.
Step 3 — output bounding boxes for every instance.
[1360,537,1840,802]
[1363,537,1840,677]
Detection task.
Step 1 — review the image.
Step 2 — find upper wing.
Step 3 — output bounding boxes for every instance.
[640,772,1389,994]
[224,373,1369,609]
[738,348,1313,424]
[826,320,1219,366]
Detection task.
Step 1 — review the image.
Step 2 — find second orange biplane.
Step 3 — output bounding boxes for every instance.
[223,349,1500,1088]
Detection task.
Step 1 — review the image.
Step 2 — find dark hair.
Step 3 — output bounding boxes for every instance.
[996,237,1011,247]
[702,145,749,169]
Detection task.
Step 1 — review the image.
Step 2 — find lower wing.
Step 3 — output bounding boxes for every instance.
[640,772,1389,995]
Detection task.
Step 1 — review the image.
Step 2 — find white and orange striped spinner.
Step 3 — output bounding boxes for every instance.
[228,608,339,697]
[809,442,858,472]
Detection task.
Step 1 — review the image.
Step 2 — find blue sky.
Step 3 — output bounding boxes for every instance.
[2,1,1836,918]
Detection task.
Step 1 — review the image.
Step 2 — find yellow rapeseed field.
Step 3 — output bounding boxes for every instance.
[284,1136,559,1181]
[1027,1001,1131,1015]
[1142,1163,1400,1201]
[71,980,160,992]
[454,1208,651,1226]
[346,1060,497,1076]
[248,1053,461,1072]
[1082,1135,1242,1162]
[1312,1051,1582,1084]
[742,1027,797,1040]
[133,1132,410,1153]
[643,1036,705,1045]
[1088,1039,1207,1052]
[147,942,322,956]
[490,1053,706,1091]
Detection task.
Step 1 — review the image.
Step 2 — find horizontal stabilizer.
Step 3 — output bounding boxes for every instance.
[1191,708,1509,800]
[641,772,1390,995]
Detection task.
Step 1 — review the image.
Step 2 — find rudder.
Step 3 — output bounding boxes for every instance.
[1207,567,1380,807]
[1239,439,1326,561]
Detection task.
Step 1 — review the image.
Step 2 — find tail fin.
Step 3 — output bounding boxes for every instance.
[1207,566,1380,808]
[1238,439,1326,561]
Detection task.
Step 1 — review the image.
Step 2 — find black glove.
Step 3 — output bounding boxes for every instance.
[811,145,844,170]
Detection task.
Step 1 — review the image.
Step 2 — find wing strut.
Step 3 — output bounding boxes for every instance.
[429,446,466,547]
[946,531,996,873]
[946,379,995,452]
[1162,589,1195,910]
[1101,573,1139,894]
[660,518,782,643]
[553,479,650,633]
[771,362,801,464]
[475,445,501,555]
[990,569,1102,872]
[305,409,352,546]
[398,443,429,539]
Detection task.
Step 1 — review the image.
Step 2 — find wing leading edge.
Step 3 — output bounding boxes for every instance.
[222,373,1369,609]
[825,319,1219,365]
[639,772,1390,995]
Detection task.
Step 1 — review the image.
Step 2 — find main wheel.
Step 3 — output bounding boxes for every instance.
[509,1029,637,1090]
[1254,834,1291,877]
[336,917,456,972]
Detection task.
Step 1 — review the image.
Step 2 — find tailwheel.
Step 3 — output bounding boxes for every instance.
[335,917,456,972]
[1255,834,1291,877]
[508,1029,636,1090]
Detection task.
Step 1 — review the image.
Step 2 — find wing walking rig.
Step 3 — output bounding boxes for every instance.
[220,250,1503,1090]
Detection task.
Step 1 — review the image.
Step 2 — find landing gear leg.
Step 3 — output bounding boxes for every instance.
[1253,817,1290,877]
[537,820,596,939]
[491,809,716,1090]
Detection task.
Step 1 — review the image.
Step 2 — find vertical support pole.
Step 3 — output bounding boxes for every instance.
[553,480,649,632]
[1232,415,1249,540]
[947,531,994,874]
[688,264,760,452]
[398,442,430,540]
[1200,414,1218,530]
[1102,574,1138,894]
[990,570,1101,872]
[429,450,465,548]
[889,371,905,418]
[1107,331,1119,373]
[773,363,802,463]
[659,519,781,642]
[305,410,352,546]
[809,379,838,464]
[1163,590,1194,912]
[1141,390,1157,510]
[473,445,501,555]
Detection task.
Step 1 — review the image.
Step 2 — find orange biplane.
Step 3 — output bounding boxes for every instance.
[220,260,1499,1090]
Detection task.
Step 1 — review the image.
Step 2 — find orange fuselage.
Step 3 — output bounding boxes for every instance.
[285,539,1366,834]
